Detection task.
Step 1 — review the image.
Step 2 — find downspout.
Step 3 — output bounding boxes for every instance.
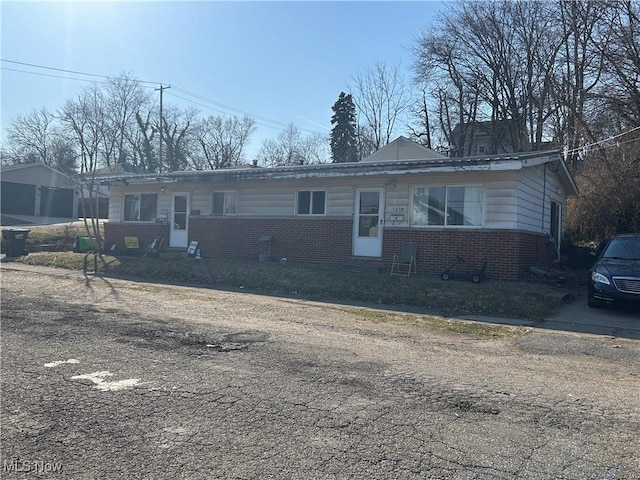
[541,163,548,267]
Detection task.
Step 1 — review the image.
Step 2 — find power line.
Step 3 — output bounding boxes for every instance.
[565,125,640,156]
[1,58,160,85]
[2,58,328,138]
[166,91,324,136]
[1,66,114,86]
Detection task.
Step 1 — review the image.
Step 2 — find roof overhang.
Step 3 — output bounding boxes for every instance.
[101,150,579,196]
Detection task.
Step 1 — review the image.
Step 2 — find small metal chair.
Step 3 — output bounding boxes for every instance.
[391,243,417,277]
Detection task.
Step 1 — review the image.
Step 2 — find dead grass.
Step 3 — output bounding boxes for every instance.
[10,225,568,323]
[15,250,566,322]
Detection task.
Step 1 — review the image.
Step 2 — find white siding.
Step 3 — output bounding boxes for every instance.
[107,166,566,234]
[516,164,566,234]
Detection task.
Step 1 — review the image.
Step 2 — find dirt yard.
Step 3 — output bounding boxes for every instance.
[1,263,639,479]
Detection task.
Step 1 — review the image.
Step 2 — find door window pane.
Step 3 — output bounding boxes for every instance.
[359,192,379,215]
[358,216,378,237]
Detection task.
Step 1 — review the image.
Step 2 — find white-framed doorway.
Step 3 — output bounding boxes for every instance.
[352,187,385,257]
[169,192,190,248]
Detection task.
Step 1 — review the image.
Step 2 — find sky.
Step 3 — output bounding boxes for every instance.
[1,1,445,160]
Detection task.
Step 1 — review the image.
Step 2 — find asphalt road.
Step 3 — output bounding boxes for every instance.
[1,264,639,479]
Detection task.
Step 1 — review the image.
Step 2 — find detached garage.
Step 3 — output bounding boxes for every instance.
[1,163,79,219]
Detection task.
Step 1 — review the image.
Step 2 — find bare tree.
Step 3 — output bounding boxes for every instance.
[132,110,158,172]
[593,0,640,130]
[257,124,304,167]
[351,61,410,151]
[299,132,330,165]
[191,114,256,170]
[160,106,197,172]
[407,86,433,149]
[59,84,108,252]
[553,0,608,169]
[103,73,152,166]
[5,108,57,164]
[257,124,329,167]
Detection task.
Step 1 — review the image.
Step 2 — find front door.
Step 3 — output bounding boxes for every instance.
[169,193,189,248]
[353,187,384,257]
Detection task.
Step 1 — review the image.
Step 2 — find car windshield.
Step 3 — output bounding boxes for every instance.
[602,237,640,260]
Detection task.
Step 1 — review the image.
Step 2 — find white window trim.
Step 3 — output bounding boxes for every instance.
[212,190,237,216]
[122,193,158,222]
[295,189,327,216]
[410,184,485,228]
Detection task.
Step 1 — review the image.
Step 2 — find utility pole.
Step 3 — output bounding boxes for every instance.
[156,85,171,167]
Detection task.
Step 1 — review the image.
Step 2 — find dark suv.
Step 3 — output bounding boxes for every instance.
[588,233,640,308]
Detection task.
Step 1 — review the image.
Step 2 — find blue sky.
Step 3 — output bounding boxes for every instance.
[1,1,445,159]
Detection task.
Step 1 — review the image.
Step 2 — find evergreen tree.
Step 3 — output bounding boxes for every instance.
[330,92,358,163]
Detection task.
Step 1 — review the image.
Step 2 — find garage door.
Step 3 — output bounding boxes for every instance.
[40,187,74,218]
[1,181,36,215]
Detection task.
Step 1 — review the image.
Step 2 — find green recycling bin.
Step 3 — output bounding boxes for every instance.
[73,235,97,253]
[2,229,30,257]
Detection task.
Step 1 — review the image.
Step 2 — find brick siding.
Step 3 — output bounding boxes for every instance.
[104,223,170,252]
[106,218,548,280]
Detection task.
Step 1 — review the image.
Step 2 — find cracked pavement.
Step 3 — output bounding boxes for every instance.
[1,265,639,479]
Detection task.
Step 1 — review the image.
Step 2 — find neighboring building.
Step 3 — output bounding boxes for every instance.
[449,120,529,157]
[102,136,578,281]
[1,163,79,219]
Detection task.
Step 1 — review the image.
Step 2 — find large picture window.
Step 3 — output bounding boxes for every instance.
[297,190,326,215]
[412,186,483,227]
[212,191,237,215]
[123,194,157,222]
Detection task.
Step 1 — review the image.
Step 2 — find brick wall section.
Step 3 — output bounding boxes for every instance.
[104,223,170,252]
[107,218,548,280]
[383,228,547,281]
[189,217,355,266]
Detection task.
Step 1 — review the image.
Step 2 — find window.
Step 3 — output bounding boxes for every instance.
[412,186,483,227]
[297,190,326,215]
[123,194,157,222]
[212,191,237,215]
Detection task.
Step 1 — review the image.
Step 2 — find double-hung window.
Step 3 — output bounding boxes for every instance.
[412,186,483,227]
[212,191,237,215]
[297,190,326,215]
[123,193,157,222]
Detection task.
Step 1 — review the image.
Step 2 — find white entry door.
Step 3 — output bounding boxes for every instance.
[353,187,385,257]
[169,193,189,248]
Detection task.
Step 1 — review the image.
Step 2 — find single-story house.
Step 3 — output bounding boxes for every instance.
[103,136,578,280]
[1,163,79,219]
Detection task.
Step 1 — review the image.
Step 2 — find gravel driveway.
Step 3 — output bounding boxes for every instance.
[1,264,639,479]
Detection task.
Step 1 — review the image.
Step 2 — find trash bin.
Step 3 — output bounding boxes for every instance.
[2,229,30,257]
[73,235,96,253]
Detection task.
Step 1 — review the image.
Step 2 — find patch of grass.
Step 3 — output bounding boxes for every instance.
[331,306,523,337]
[426,316,523,337]
[17,251,565,322]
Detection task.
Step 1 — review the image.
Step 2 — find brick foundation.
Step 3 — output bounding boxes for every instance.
[104,223,170,252]
[106,218,549,280]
